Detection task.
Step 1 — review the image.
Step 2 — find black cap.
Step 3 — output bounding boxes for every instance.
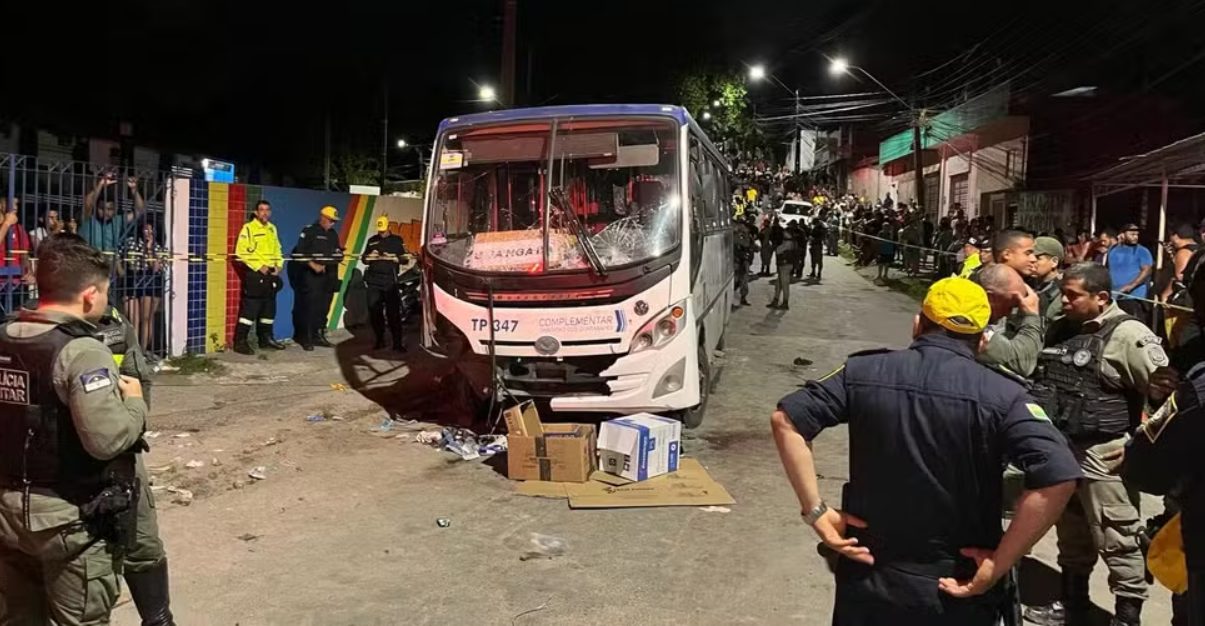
[1121,223,1141,232]
[967,236,991,250]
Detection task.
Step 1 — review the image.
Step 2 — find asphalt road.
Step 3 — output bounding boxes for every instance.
[114,256,1171,625]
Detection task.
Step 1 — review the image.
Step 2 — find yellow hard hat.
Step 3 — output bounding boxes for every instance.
[1148,513,1188,594]
[320,206,340,221]
[375,216,390,232]
[922,277,991,335]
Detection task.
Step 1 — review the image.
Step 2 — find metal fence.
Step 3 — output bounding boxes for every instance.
[0,153,179,358]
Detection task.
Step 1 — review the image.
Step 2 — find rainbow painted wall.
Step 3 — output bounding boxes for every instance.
[172,180,423,354]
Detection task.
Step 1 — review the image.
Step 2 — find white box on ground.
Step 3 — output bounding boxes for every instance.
[598,414,681,482]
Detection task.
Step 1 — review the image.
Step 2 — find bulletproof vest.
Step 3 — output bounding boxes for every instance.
[95,309,129,367]
[1030,315,1139,442]
[0,319,115,503]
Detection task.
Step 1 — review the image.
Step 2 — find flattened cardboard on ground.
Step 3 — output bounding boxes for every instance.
[513,458,736,509]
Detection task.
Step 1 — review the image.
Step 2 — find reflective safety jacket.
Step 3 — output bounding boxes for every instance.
[236,219,284,272]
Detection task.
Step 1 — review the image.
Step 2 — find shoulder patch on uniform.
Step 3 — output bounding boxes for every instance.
[80,368,112,393]
[1148,345,1170,367]
[1138,335,1162,347]
[1026,403,1050,421]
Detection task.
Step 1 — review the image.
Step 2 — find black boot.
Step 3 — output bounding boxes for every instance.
[1026,572,1091,626]
[313,331,335,348]
[233,326,254,355]
[125,559,176,626]
[373,336,386,350]
[1112,596,1142,626]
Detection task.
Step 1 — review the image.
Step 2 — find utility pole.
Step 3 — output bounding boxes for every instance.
[501,0,517,108]
[911,109,927,214]
[794,89,802,174]
[380,80,389,192]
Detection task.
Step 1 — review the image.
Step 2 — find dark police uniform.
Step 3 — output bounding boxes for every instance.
[1125,363,1205,626]
[291,221,341,349]
[778,334,1082,625]
[362,226,406,350]
[0,309,147,624]
[733,222,753,305]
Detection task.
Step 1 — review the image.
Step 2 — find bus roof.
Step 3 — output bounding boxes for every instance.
[436,104,729,170]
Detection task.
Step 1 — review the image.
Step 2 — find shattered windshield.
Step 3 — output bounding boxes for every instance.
[424,118,680,273]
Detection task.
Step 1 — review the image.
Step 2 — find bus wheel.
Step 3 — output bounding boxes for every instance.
[679,344,711,429]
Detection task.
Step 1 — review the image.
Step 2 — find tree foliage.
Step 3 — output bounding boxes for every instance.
[331,153,380,189]
[677,70,763,158]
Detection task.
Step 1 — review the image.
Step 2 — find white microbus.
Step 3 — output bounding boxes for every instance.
[420,105,733,427]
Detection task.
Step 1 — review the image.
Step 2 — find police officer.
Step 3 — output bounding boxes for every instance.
[1025,262,1167,626]
[291,206,342,351]
[233,199,285,355]
[769,224,801,311]
[1033,236,1065,323]
[363,216,406,352]
[975,264,1045,378]
[1122,260,1205,626]
[772,277,1081,625]
[11,233,174,624]
[733,218,754,307]
[0,235,148,624]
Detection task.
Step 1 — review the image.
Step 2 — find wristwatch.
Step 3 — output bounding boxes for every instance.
[802,501,830,526]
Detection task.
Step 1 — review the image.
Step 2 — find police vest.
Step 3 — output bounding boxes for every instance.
[0,320,115,503]
[1030,315,1139,442]
[96,309,129,367]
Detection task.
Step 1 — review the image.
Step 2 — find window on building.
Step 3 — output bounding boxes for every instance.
[950,173,969,211]
[1005,149,1020,179]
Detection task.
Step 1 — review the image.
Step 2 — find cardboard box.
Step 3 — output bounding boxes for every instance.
[597,413,681,482]
[503,401,543,437]
[507,422,597,483]
[515,458,736,509]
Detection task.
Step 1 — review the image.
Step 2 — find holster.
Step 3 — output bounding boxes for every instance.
[78,453,140,551]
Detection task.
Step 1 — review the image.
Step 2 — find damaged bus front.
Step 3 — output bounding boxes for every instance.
[420,105,732,427]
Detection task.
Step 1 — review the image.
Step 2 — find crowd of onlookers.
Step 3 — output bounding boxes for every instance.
[0,171,169,352]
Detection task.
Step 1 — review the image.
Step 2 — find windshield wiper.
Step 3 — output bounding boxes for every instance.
[548,188,607,276]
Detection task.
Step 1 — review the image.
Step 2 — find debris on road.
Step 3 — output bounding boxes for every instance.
[793,357,814,367]
[184,460,205,469]
[415,430,442,445]
[237,533,260,542]
[394,434,411,442]
[248,467,268,481]
[148,462,175,474]
[699,506,732,513]
[515,458,736,509]
[145,431,161,439]
[440,427,480,461]
[436,518,451,528]
[520,533,567,561]
[511,595,554,625]
[306,414,325,422]
[167,487,193,506]
[173,433,191,439]
[329,415,345,421]
[371,418,393,433]
[329,383,348,392]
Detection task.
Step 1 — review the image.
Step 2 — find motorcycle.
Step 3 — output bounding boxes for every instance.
[398,265,421,324]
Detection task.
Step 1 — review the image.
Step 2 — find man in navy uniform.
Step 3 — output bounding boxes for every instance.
[772,277,1082,625]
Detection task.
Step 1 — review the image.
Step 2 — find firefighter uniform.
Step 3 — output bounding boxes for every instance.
[233,217,285,354]
[363,216,406,351]
[1027,302,1167,624]
[776,278,1082,625]
[291,206,342,350]
[0,309,148,625]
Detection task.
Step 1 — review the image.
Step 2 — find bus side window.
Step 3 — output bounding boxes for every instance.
[699,156,719,231]
[688,141,705,281]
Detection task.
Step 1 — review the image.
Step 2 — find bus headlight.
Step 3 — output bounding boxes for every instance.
[631,301,686,354]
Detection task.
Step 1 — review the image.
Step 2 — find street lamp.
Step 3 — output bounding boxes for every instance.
[712,99,721,108]
[749,65,767,81]
[829,57,850,76]
[702,111,712,121]
[396,139,407,149]
[479,85,497,102]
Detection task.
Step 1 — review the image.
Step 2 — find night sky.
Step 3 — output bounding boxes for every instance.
[4,0,1204,178]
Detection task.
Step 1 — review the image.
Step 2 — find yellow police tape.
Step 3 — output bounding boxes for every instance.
[1148,513,1188,594]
